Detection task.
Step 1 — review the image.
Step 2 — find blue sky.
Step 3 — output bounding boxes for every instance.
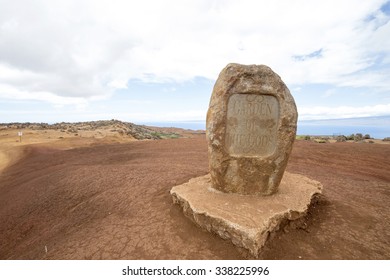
[0,0,389,125]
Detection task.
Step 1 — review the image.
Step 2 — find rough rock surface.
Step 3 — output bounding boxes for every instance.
[206,63,298,195]
[170,172,322,257]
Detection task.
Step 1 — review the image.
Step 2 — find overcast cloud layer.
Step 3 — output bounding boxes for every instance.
[0,0,389,121]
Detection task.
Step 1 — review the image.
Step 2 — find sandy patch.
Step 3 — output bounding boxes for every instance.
[0,128,137,173]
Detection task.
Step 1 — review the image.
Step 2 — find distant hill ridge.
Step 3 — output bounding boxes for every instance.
[0,119,162,140]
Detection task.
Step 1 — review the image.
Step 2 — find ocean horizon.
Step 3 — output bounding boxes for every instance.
[139,115,390,139]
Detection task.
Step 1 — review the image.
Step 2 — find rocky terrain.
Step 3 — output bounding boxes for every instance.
[0,120,192,140]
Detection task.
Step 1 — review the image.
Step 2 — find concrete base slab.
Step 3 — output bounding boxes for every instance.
[170,172,323,257]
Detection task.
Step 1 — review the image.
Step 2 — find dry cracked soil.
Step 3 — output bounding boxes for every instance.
[0,137,389,259]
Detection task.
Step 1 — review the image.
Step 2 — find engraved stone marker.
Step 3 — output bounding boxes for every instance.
[207,63,298,195]
[170,63,322,257]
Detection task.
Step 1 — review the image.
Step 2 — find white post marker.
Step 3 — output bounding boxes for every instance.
[18,131,23,143]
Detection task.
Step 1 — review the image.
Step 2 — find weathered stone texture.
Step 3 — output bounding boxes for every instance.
[206,63,298,195]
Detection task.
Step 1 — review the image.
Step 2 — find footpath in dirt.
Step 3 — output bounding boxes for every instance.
[0,138,389,259]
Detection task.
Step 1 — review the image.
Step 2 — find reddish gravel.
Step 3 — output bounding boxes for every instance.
[0,138,389,259]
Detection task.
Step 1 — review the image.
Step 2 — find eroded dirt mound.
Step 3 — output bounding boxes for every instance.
[0,139,389,259]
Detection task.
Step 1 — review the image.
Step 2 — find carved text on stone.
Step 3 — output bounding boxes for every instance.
[225,94,279,157]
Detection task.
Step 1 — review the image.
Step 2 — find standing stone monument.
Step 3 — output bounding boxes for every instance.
[171,63,322,256]
[207,64,297,195]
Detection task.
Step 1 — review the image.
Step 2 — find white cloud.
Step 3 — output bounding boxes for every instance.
[0,0,389,108]
[299,103,390,120]
[0,83,88,107]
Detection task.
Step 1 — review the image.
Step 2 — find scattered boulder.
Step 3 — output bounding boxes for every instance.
[335,135,347,142]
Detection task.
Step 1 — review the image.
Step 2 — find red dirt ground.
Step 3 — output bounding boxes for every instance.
[0,138,389,259]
